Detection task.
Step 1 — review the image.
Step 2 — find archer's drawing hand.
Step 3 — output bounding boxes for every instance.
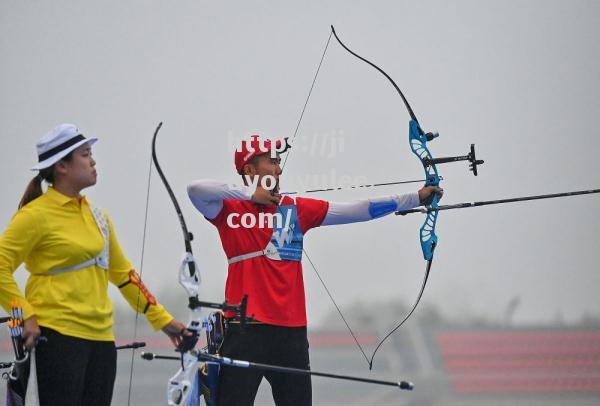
[161,319,192,348]
[23,316,41,350]
[418,186,444,206]
[251,186,281,206]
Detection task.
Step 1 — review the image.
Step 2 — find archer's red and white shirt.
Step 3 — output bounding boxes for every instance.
[209,195,328,326]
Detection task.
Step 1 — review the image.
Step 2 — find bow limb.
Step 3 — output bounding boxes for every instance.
[330,26,420,126]
[151,123,202,328]
[150,123,203,405]
[166,351,201,406]
[151,123,200,292]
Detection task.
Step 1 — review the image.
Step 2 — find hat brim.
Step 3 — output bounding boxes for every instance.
[31,138,97,170]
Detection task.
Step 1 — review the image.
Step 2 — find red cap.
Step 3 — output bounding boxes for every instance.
[234,135,290,174]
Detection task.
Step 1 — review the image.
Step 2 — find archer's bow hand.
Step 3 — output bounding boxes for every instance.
[23,316,41,350]
[418,186,444,206]
[161,319,192,349]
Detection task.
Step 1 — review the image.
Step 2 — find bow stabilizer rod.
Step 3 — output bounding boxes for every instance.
[396,188,600,215]
[188,295,248,333]
[141,352,414,391]
[116,342,147,351]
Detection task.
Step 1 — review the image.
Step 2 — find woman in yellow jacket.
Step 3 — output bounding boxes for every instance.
[0,123,187,405]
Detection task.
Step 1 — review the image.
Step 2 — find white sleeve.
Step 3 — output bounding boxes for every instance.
[321,192,420,226]
[187,179,256,220]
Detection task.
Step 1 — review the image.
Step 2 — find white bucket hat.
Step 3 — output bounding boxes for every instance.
[31,123,97,170]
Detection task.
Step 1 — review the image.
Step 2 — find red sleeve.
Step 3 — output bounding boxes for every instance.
[295,197,329,234]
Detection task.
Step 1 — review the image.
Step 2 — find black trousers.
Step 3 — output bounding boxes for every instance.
[35,327,117,406]
[217,323,312,406]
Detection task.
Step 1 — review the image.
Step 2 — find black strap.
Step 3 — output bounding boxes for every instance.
[38,134,86,161]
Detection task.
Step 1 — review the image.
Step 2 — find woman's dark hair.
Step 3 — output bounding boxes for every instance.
[19,152,74,209]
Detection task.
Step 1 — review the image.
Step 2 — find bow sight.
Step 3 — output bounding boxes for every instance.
[422,135,485,176]
[178,295,248,353]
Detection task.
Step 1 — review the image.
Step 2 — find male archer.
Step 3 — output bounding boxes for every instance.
[187,135,442,406]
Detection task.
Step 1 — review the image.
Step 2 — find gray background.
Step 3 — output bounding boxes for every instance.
[1,1,599,405]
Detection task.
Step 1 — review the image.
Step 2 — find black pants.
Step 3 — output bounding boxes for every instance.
[217,323,312,406]
[35,327,117,406]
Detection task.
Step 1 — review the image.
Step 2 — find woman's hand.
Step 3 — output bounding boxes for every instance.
[418,186,444,206]
[161,319,193,348]
[23,316,41,350]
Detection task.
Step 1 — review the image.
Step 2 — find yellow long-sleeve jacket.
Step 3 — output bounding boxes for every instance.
[0,187,173,341]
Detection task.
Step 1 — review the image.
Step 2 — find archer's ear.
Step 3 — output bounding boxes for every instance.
[54,160,69,176]
[241,163,257,177]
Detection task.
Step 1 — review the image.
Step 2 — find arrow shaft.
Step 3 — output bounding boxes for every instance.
[282,177,444,195]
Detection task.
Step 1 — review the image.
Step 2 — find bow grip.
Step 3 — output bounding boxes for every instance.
[424,174,439,187]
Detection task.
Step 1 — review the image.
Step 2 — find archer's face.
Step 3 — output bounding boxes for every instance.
[255,153,282,175]
[244,153,282,190]
[60,144,97,190]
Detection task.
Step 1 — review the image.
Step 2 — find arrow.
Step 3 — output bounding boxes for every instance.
[281,177,445,195]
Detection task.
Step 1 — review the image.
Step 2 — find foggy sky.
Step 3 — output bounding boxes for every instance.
[1,0,599,329]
